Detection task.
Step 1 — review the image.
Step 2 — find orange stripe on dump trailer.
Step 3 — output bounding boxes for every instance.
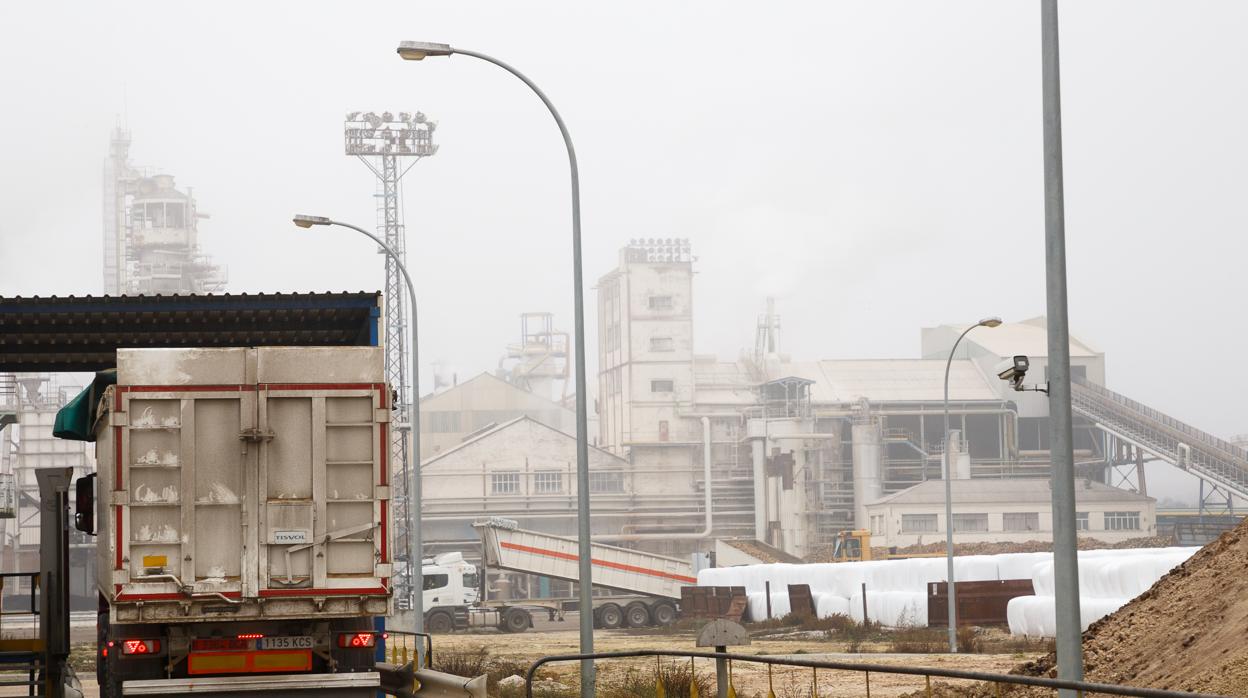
[499,541,699,584]
[188,650,311,675]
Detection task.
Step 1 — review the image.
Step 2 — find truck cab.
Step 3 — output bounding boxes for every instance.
[423,553,478,608]
[422,553,479,633]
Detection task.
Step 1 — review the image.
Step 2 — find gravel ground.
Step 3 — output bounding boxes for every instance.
[430,620,1037,697]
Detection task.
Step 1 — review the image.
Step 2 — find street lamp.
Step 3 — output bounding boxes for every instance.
[942,316,1001,652]
[292,213,426,664]
[395,42,597,695]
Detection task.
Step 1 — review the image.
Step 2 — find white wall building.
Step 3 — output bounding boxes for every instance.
[866,478,1155,548]
[419,415,707,557]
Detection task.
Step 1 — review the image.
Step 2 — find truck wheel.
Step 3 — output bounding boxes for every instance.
[597,603,623,629]
[651,602,677,626]
[624,602,651,628]
[502,607,531,633]
[427,610,454,634]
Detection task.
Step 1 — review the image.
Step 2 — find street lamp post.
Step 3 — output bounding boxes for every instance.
[1040,2,1084,693]
[292,214,426,665]
[394,42,596,695]
[941,316,1001,652]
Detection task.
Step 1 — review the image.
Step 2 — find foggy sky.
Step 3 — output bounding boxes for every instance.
[1,2,1245,503]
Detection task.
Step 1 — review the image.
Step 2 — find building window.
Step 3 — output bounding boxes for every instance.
[651,380,674,393]
[650,336,675,352]
[1104,511,1140,531]
[605,324,620,351]
[648,295,673,310]
[1075,512,1089,531]
[425,411,462,433]
[534,471,563,494]
[491,473,520,495]
[589,471,625,493]
[870,515,885,536]
[1003,512,1040,532]
[952,513,989,533]
[902,514,938,533]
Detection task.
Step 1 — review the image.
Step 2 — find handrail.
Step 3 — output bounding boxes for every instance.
[524,649,1229,698]
[1073,378,1247,460]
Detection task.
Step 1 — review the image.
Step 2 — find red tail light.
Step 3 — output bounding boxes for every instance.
[122,639,160,655]
[336,632,376,649]
[237,633,264,640]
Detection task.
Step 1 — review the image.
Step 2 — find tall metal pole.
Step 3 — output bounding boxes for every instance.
[941,324,979,653]
[325,219,425,667]
[1041,1,1084,692]
[440,48,595,695]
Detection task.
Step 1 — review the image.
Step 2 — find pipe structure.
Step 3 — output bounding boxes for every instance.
[1040,2,1084,692]
[751,437,767,540]
[595,416,714,541]
[851,421,883,531]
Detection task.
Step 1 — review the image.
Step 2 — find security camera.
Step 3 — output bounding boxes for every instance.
[996,355,1030,390]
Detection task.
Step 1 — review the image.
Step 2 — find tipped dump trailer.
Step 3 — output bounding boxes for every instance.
[423,518,696,632]
[91,347,393,697]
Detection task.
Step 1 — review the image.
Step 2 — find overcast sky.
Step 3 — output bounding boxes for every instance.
[1,2,1245,499]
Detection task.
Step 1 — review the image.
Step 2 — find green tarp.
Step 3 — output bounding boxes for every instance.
[53,370,116,442]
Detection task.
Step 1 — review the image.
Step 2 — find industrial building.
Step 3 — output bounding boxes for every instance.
[419,373,577,461]
[582,239,1245,559]
[103,128,225,295]
[0,129,233,611]
[0,374,95,609]
[865,478,1156,548]
[421,416,637,548]
[407,239,1247,565]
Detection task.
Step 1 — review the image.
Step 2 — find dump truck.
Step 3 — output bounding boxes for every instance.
[82,347,395,697]
[421,518,695,632]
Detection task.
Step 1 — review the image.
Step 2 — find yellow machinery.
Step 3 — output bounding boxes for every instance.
[828,530,873,562]
[828,530,947,562]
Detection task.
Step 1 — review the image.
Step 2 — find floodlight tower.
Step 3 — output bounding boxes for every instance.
[345,111,436,607]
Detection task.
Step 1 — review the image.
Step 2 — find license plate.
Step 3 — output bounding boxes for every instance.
[256,636,314,650]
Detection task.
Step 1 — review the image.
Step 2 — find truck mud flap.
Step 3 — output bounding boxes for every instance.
[122,671,379,697]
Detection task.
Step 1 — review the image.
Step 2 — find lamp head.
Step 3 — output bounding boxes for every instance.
[397,41,454,61]
[978,317,1003,328]
[292,214,332,229]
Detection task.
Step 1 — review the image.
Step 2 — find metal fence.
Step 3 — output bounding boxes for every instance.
[524,650,1228,698]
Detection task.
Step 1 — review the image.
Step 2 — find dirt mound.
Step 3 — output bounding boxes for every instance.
[804,536,1174,563]
[1015,519,1248,694]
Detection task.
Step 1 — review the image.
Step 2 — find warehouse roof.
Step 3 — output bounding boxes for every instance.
[869,478,1152,507]
[0,292,381,372]
[784,359,1000,403]
[932,316,1100,359]
[420,414,627,468]
[691,357,1002,405]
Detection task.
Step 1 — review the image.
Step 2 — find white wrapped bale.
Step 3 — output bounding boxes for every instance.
[698,547,1198,634]
[1007,595,1131,636]
[814,593,852,619]
[848,589,928,626]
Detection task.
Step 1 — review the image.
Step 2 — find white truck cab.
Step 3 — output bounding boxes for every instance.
[422,552,479,609]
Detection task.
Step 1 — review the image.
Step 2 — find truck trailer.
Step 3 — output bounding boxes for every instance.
[421,518,696,633]
[86,347,394,697]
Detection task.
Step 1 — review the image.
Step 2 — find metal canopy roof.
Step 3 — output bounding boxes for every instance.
[0,292,381,372]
